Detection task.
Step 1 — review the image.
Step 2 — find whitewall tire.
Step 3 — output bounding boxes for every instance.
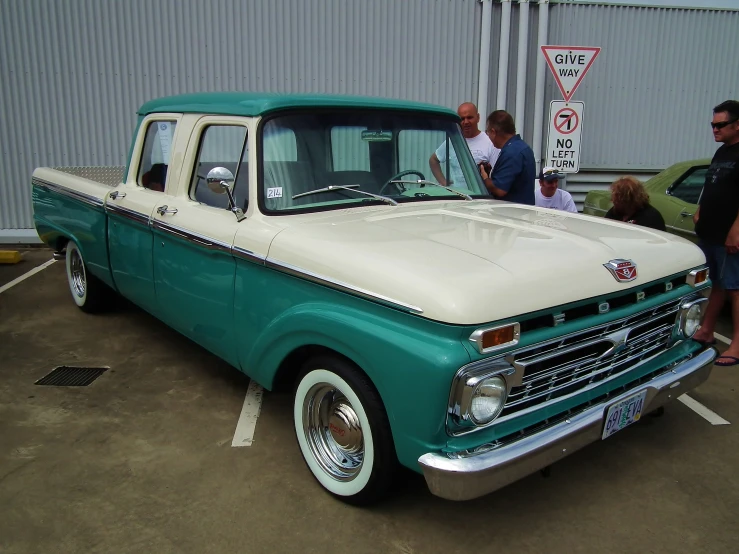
[64,241,109,313]
[293,356,396,505]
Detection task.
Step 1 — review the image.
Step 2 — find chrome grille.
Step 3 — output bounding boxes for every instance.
[500,299,681,418]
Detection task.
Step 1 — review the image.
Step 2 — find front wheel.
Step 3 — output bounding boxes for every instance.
[293,356,397,505]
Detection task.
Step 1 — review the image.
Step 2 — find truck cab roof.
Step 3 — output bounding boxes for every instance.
[137,92,459,119]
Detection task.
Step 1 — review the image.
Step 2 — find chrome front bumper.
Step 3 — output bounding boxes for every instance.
[418,348,717,501]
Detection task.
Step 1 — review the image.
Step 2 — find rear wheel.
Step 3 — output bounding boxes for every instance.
[293,356,397,505]
[65,242,110,313]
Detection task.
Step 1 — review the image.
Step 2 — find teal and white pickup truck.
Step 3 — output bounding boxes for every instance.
[32,92,716,504]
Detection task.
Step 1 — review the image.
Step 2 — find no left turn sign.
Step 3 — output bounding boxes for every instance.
[546,101,584,173]
[554,107,579,135]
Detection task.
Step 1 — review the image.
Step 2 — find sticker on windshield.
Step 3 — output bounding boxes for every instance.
[267,187,283,198]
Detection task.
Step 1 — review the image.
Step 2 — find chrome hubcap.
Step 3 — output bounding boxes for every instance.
[69,249,86,298]
[303,383,364,481]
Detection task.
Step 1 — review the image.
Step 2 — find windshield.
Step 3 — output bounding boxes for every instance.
[259,110,490,213]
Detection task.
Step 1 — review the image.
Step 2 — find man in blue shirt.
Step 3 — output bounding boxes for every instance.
[479,110,535,205]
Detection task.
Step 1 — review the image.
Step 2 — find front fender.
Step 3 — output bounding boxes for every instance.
[236,288,471,468]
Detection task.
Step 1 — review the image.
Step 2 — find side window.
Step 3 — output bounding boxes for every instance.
[669,167,708,205]
[331,126,370,171]
[138,120,177,192]
[190,125,249,210]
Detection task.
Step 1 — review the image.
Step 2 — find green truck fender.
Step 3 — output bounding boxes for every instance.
[238,299,472,468]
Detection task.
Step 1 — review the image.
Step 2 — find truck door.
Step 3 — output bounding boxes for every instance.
[107,117,180,316]
[151,120,250,367]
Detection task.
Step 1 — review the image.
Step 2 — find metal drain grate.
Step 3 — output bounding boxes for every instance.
[35,366,109,387]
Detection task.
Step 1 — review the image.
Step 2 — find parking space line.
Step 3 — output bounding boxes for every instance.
[232,380,264,447]
[678,394,730,426]
[713,332,732,345]
[0,259,56,294]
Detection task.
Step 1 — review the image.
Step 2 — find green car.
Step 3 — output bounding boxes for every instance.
[582,158,712,243]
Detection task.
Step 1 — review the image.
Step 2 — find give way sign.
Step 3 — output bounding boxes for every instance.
[541,46,601,101]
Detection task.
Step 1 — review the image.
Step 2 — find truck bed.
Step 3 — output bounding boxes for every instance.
[31,165,126,289]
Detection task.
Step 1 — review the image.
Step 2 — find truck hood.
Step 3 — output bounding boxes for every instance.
[266,201,706,324]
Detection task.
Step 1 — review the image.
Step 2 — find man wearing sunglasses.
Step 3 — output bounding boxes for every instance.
[535,166,578,213]
[691,100,739,366]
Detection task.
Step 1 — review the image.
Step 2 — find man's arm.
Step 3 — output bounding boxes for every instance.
[481,152,520,198]
[482,174,508,197]
[692,205,700,226]
[726,210,739,254]
[429,153,449,186]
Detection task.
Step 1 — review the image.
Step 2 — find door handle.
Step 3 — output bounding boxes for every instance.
[679,210,694,218]
[109,191,126,199]
[156,205,178,216]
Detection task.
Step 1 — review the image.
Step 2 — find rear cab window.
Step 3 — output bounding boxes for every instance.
[137,120,178,192]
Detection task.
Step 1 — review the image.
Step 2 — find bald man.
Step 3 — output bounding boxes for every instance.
[429,102,500,189]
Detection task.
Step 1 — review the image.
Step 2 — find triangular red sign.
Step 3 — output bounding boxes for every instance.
[541,46,601,102]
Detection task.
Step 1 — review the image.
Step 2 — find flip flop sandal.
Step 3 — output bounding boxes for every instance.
[714,356,739,367]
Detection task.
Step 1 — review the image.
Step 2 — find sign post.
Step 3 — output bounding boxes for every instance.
[546,101,584,173]
[541,46,601,102]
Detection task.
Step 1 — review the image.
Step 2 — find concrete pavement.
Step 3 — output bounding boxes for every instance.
[1,249,737,554]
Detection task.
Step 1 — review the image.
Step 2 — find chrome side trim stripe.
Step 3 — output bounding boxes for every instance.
[265,258,424,315]
[151,220,232,254]
[233,246,266,264]
[106,202,151,226]
[32,178,104,208]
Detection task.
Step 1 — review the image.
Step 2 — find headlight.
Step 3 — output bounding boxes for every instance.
[678,297,707,338]
[448,361,514,433]
[470,376,508,424]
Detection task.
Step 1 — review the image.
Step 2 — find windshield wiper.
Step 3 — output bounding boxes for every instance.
[292,184,398,206]
[389,179,473,201]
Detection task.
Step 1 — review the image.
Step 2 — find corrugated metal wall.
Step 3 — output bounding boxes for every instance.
[0,0,481,232]
[1,0,737,234]
[545,3,739,169]
[485,1,738,205]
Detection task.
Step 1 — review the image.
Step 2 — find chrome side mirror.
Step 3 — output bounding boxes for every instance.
[206,167,234,194]
[205,167,245,222]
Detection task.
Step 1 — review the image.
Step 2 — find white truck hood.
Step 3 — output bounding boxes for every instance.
[266,201,706,325]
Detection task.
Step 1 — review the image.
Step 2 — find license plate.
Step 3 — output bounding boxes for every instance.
[602,390,648,440]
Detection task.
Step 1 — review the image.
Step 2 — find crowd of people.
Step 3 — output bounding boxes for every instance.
[434,101,667,229]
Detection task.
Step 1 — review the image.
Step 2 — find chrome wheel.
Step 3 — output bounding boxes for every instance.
[302,383,364,481]
[69,247,86,299]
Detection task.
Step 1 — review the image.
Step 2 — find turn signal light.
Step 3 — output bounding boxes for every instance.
[469,323,521,354]
[482,326,515,349]
[687,268,709,287]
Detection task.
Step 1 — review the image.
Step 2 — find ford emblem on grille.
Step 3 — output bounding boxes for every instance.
[604,259,637,282]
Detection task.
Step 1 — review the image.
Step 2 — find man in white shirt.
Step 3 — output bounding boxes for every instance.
[429,102,500,189]
[535,166,578,212]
